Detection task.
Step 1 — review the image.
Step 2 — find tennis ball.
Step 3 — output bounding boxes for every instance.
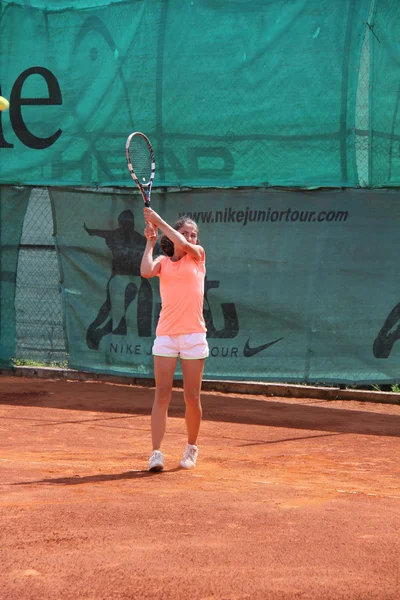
[0,96,10,111]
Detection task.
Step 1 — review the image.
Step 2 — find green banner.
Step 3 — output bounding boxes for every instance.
[50,187,400,384]
[0,0,376,188]
[0,186,30,367]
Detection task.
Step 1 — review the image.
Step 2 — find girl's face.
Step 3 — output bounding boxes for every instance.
[178,222,198,244]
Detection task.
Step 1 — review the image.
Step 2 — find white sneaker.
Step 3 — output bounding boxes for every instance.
[180,444,198,469]
[148,450,164,472]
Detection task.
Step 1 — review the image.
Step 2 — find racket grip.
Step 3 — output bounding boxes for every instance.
[143,197,155,236]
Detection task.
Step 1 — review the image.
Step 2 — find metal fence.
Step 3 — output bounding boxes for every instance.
[15,188,67,366]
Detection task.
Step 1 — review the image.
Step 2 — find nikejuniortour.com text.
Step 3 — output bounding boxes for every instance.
[179,207,348,226]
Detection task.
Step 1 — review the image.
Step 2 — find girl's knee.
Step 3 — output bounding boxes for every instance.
[154,389,172,408]
[184,394,201,409]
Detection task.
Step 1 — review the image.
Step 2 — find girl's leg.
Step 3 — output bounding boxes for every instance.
[180,358,205,445]
[151,355,178,450]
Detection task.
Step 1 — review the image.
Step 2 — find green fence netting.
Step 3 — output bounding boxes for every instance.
[3,185,400,383]
[0,186,30,367]
[0,0,387,188]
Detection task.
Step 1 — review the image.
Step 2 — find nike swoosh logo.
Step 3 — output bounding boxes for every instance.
[243,337,283,357]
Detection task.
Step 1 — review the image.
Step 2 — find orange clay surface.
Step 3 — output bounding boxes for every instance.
[1,375,400,600]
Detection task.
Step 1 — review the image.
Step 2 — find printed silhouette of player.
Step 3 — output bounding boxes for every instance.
[84,210,158,350]
[373,302,400,358]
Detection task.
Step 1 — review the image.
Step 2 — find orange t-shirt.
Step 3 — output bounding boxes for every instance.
[155,252,207,336]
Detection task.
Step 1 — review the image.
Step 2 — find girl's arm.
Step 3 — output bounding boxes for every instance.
[140,225,161,278]
[144,208,204,261]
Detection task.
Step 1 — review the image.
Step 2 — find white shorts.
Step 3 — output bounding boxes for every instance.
[152,333,209,360]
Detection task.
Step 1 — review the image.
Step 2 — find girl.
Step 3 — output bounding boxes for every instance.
[140,207,209,471]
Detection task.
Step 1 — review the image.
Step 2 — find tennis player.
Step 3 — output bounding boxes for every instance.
[140,207,209,471]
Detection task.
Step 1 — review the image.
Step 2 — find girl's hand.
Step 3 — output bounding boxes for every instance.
[144,207,162,226]
[144,223,157,241]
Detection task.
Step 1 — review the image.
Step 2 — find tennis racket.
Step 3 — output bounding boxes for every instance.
[126,132,156,237]
[126,131,155,207]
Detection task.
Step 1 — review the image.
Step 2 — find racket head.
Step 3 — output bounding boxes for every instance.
[126,132,155,205]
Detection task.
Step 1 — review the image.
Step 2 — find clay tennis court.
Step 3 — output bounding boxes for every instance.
[1,374,399,600]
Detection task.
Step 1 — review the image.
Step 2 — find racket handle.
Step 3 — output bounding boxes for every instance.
[143,197,155,236]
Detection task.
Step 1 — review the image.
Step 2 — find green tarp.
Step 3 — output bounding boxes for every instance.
[1,0,391,188]
[50,187,400,384]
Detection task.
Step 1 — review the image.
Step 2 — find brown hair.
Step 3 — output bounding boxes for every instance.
[160,216,199,257]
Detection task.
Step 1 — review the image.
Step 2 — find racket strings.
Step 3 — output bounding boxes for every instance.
[130,137,153,184]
